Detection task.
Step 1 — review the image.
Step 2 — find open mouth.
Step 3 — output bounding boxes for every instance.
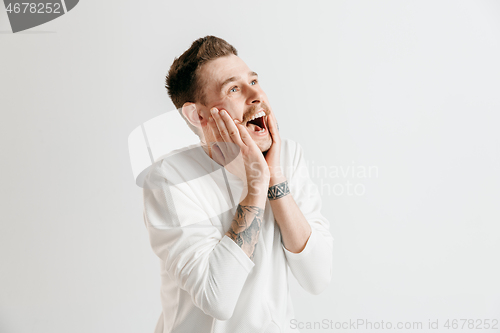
[245,110,267,133]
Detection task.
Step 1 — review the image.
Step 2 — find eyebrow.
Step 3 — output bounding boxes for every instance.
[220,71,259,92]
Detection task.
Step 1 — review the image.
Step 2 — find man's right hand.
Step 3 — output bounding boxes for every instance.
[209,107,270,197]
[209,107,269,259]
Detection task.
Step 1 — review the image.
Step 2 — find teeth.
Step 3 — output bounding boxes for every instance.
[249,111,266,121]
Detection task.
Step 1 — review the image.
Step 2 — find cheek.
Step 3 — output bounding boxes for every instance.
[262,93,270,104]
[218,102,243,119]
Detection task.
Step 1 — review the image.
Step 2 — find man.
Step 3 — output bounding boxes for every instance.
[143,36,333,333]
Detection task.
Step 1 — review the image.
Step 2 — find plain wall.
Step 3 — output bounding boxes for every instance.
[1,1,499,332]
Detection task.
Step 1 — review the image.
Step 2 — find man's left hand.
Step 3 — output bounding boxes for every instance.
[265,109,285,185]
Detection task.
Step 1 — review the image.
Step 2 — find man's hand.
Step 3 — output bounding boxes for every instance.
[264,109,285,185]
[209,107,269,260]
[208,107,270,195]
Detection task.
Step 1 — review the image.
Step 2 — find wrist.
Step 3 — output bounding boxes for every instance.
[268,165,284,183]
[242,183,268,207]
[245,179,269,196]
[269,174,286,187]
[267,179,290,201]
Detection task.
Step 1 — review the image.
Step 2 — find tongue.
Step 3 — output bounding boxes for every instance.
[246,123,263,132]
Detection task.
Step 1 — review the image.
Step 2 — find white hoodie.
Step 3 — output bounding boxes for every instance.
[143,139,333,333]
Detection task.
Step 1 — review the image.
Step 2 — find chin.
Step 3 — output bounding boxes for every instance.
[258,137,273,153]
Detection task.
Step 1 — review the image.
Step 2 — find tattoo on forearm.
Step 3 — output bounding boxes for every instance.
[226,205,263,259]
[267,181,290,200]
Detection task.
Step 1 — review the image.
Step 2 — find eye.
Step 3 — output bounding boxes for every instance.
[229,86,238,93]
[250,80,257,85]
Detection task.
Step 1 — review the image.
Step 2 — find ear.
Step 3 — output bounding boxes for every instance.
[181,102,202,129]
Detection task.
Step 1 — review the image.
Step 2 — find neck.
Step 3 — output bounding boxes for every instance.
[200,139,212,159]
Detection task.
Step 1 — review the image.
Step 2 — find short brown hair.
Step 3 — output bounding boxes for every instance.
[166,36,238,109]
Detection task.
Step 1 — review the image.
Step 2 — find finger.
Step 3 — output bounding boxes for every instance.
[212,108,233,143]
[214,109,245,162]
[219,109,244,147]
[212,109,241,161]
[267,111,281,143]
[209,116,233,160]
[208,113,224,143]
[210,111,239,162]
[235,123,255,148]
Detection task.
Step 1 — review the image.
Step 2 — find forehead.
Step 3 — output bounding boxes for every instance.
[198,54,251,89]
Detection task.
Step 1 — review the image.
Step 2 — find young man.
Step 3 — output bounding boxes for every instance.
[143,36,333,333]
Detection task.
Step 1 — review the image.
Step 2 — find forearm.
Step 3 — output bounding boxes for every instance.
[225,185,267,260]
[268,176,312,253]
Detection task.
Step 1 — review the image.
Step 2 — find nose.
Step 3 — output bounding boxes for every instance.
[246,84,262,105]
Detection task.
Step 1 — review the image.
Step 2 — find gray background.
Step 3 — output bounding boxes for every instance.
[1,0,499,332]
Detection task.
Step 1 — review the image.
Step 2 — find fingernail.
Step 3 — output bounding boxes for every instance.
[220,110,226,116]
[210,108,217,115]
